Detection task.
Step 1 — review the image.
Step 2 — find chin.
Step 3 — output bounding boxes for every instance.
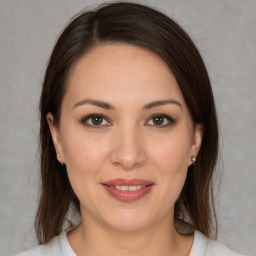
[106,219,152,233]
[99,208,158,233]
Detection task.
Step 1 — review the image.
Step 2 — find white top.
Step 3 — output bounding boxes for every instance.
[15,230,246,256]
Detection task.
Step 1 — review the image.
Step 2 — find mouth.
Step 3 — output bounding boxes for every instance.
[105,184,151,191]
[101,179,154,202]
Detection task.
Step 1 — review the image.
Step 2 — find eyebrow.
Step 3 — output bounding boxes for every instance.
[73,99,115,110]
[73,98,182,110]
[143,99,182,110]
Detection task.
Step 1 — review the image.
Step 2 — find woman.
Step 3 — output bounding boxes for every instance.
[16,2,245,256]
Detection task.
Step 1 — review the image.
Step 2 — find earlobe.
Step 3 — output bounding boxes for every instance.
[189,124,204,165]
[46,113,65,164]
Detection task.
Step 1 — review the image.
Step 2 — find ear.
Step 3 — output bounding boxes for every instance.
[46,112,65,164]
[188,124,203,166]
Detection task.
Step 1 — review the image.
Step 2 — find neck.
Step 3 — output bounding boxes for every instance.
[68,214,194,256]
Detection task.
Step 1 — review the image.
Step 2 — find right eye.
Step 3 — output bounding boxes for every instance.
[81,114,111,128]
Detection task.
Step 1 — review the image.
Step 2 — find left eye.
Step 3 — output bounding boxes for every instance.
[146,114,175,127]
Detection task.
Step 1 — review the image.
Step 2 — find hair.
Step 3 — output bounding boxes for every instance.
[36,1,219,244]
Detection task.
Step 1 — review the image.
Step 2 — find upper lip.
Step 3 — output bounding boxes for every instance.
[102,178,154,186]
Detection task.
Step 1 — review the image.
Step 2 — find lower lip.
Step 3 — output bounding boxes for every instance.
[102,185,154,202]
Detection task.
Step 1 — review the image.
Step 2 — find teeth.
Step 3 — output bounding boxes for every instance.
[129,185,138,191]
[114,185,146,191]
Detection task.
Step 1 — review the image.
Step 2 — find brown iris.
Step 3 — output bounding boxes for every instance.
[91,116,103,125]
[152,116,164,125]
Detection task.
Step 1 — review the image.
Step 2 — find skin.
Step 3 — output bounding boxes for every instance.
[47,44,203,256]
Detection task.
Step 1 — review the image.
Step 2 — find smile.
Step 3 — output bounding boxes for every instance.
[110,185,146,191]
[102,179,154,202]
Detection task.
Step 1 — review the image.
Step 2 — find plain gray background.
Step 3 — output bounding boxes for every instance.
[0,0,255,255]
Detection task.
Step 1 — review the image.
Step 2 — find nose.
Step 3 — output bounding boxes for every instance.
[109,124,147,170]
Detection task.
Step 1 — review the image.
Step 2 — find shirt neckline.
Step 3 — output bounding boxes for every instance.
[60,229,208,256]
[60,231,77,256]
[189,230,209,255]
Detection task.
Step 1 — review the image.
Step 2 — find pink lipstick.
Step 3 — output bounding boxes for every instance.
[101,179,154,202]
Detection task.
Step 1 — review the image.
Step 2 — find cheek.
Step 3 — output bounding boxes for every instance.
[60,129,110,200]
[62,128,108,172]
[150,131,191,173]
[148,130,191,201]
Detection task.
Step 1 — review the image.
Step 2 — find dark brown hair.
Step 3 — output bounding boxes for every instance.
[36,1,219,244]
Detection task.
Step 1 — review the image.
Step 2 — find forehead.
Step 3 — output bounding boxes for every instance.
[64,44,185,106]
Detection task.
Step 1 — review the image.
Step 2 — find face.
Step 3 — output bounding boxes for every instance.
[47,44,203,233]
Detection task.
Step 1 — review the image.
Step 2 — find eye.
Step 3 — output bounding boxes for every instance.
[81,114,111,128]
[146,114,175,127]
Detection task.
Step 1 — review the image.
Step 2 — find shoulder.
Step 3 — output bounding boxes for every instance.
[175,219,247,256]
[190,230,247,256]
[207,239,245,256]
[15,233,64,256]
[189,230,247,256]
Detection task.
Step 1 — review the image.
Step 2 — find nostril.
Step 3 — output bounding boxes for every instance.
[109,136,147,170]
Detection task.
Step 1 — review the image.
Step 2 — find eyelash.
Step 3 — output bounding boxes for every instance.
[81,114,111,129]
[146,113,175,128]
[80,113,175,129]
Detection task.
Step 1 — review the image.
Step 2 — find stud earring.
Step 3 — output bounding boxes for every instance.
[191,155,196,165]
[56,154,63,167]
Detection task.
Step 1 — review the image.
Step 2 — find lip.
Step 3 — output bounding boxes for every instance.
[101,179,154,202]
[102,178,154,186]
